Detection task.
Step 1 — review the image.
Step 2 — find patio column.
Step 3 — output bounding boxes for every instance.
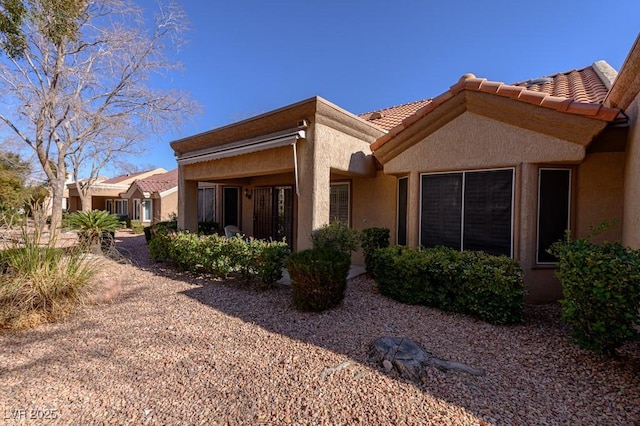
[295,136,330,251]
[407,171,421,247]
[178,166,198,232]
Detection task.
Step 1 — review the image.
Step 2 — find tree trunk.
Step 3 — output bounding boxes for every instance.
[48,177,64,238]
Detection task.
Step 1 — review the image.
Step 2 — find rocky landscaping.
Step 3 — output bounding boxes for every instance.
[0,231,639,425]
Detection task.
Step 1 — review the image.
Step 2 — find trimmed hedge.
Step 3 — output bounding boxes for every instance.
[286,248,351,311]
[144,220,177,242]
[360,227,390,277]
[148,231,290,289]
[371,246,525,325]
[311,221,359,254]
[549,236,640,353]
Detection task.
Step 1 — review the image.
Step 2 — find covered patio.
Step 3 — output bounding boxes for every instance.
[171,96,394,253]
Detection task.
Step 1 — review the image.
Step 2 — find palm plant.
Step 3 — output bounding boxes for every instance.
[66,210,120,253]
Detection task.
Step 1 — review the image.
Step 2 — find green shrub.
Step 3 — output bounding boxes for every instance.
[311,221,360,254]
[148,231,290,287]
[144,219,177,242]
[458,251,525,324]
[286,248,351,311]
[360,227,390,276]
[66,210,120,253]
[372,246,525,325]
[130,221,144,234]
[549,236,640,353]
[147,228,174,262]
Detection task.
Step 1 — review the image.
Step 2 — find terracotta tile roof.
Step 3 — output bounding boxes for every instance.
[101,169,156,184]
[369,64,621,151]
[135,169,178,194]
[512,65,609,104]
[359,99,433,131]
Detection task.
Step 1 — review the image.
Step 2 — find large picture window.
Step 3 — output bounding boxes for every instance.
[421,168,514,257]
[537,168,571,264]
[330,183,350,225]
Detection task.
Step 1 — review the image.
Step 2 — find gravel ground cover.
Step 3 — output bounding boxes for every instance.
[1,231,639,425]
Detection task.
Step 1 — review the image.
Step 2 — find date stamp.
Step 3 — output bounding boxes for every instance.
[4,407,60,421]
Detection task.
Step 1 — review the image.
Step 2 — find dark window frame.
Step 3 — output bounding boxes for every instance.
[419,167,515,257]
[536,167,572,265]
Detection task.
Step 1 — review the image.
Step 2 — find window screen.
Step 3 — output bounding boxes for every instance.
[464,169,513,256]
[330,183,350,225]
[421,169,514,256]
[421,173,463,250]
[537,169,571,263]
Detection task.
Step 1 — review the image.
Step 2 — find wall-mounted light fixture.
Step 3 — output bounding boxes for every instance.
[244,187,252,199]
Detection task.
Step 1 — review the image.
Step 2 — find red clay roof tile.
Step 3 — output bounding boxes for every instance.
[364,63,621,152]
[362,64,618,135]
[134,169,178,194]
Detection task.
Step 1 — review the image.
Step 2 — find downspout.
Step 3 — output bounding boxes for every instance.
[292,141,300,197]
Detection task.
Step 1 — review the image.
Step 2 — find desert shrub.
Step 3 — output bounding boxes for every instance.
[148,231,290,287]
[130,221,144,234]
[286,248,350,311]
[0,236,96,331]
[147,228,173,262]
[549,235,640,353]
[372,246,524,325]
[230,237,290,289]
[66,210,120,253]
[311,221,360,254]
[360,227,390,276]
[457,251,525,324]
[144,219,177,242]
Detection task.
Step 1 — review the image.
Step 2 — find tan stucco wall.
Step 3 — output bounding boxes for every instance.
[576,152,625,243]
[623,96,640,248]
[378,112,624,303]
[384,112,586,174]
[159,190,178,223]
[350,172,398,265]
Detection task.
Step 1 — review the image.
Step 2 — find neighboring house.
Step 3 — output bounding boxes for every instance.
[67,168,167,218]
[172,35,640,303]
[120,169,179,224]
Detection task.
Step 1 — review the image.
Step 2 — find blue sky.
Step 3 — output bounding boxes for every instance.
[130,1,640,172]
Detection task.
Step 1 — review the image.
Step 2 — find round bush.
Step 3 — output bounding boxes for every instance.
[286,248,350,311]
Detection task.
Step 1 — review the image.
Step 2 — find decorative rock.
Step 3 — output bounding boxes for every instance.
[368,337,485,383]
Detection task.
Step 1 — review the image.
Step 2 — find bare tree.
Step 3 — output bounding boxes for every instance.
[0,0,199,231]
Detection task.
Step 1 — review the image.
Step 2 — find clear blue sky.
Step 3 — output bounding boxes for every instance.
[131,0,639,173]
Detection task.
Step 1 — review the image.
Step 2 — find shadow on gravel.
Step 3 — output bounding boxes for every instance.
[113,234,640,424]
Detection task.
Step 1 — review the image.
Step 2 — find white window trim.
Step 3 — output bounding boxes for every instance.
[536,168,572,265]
[330,182,351,227]
[142,199,153,222]
[419,167,515,258]
[105,199,113,214]
[114,199,128,216]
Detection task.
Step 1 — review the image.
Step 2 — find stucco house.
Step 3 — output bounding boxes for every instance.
[67,168,167,214]
[119,168,179,224]
[172,35,640,303]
